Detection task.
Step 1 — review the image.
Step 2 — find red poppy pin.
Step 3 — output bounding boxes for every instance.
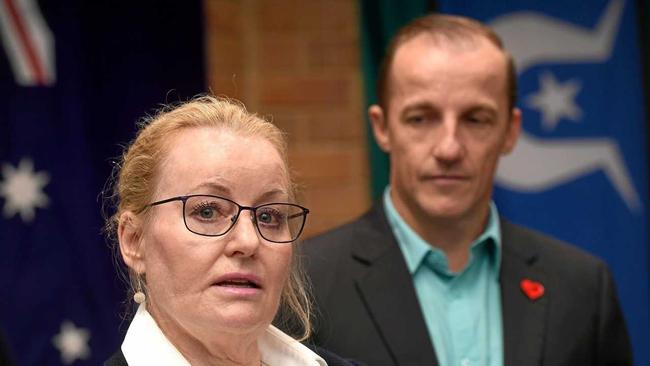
[520,278,545,301]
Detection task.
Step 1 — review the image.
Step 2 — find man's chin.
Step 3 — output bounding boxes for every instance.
[418,199,472,221]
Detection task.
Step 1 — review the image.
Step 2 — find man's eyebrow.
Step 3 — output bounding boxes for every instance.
[464,104,498,116]
[400,102,437,118]
[402,102,434,113]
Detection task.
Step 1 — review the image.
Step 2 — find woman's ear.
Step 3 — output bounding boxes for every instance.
[118,211,146,274]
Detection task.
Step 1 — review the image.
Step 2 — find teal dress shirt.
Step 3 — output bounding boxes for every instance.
[383,187,503,366]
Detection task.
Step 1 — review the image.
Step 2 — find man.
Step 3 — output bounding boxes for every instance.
[302,14,632,366]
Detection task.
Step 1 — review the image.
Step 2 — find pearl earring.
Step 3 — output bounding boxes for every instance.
[133,277,146,304]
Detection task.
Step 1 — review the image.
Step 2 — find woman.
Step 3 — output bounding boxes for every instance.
[104,96,357,365]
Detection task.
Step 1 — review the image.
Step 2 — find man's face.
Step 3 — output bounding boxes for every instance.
[370,35,521,230]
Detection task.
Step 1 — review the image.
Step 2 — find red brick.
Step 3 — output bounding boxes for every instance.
[204,0,243,33]
[207,74,248,101]
[302,1,358,33]
[289,146,352,185]
[206,36,244,70]
[257,0,303,31]
[260,76,351,106]
[308,37,360,70]
[257,33,308,74]
[298,103,365,140]
[266,112,310,142]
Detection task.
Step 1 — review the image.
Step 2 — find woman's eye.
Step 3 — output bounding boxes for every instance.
[199,207,215,219]
[258,212,273,223]
[191,203,224,221]
[257,209,284,226]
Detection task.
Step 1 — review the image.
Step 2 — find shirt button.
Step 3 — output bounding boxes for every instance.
[460,358,470,366]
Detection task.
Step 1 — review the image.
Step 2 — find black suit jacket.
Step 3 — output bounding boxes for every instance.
[302,203,632,366]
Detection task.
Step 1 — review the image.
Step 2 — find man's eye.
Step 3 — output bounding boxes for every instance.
[466,115,488,125]
[464,110,496,125]
[406,115,425,124]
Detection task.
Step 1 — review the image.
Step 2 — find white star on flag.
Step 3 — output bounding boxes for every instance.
[52,321,91,364]
[0,158,50,223]
[526,71,583,131]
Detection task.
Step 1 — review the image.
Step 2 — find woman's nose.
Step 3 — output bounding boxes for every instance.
[223,210,261,257]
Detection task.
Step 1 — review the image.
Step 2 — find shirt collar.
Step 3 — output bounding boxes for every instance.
[122,304,326,366]
[383,186,502,275]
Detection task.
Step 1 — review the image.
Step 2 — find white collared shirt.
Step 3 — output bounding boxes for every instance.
[122,305,326,366]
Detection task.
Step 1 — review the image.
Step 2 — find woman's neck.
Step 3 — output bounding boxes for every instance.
[147,303,264,366]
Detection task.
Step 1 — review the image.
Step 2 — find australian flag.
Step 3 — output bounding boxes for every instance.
[436,0,650,364]
[0,0,204,364]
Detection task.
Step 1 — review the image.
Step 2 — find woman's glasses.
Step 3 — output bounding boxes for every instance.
[147,195,309,243]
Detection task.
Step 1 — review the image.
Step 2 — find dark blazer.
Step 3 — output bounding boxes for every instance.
[302,203,632,366]
[104,346,364,366]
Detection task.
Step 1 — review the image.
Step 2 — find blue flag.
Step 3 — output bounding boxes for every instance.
[437,0,650,364]
[0,1,204,364]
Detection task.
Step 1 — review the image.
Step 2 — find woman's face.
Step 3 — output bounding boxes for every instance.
[136,127,292,341]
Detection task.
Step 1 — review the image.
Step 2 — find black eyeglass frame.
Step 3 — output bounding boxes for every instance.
[146,194,310,244]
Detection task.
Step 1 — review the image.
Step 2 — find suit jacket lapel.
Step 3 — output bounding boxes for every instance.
[351,204,438,366]
[500,220,549,366]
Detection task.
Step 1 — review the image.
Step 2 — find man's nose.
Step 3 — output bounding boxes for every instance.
[432,118,463,163]
[223,210,261,257]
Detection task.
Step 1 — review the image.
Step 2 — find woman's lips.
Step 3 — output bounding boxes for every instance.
[218,279,260,288]
[212,273,263,296]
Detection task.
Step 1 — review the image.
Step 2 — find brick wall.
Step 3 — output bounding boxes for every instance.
[205,0,370,237]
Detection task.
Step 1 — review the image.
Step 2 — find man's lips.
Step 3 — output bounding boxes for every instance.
[425,174,470,181]
[421,175,470,189]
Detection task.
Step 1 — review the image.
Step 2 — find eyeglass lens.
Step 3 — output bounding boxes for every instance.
[183,195,306,242]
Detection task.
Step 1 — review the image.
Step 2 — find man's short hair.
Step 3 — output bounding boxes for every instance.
[376,13,518,112]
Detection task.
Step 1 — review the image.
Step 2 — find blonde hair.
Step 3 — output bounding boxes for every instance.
[104,95,312,340]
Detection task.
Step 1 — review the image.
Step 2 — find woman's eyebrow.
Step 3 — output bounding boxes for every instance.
[257,188,289,202]
[188,181,232,196]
